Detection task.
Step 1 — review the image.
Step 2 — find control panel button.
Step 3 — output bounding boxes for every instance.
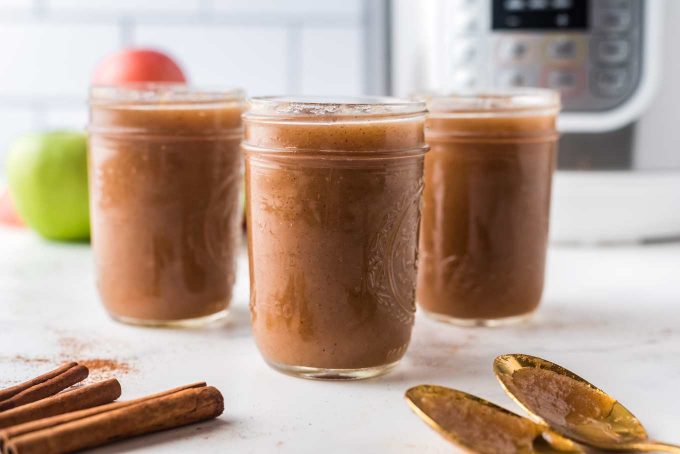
[593,69,628,97]
[504,0,525,11]
[551,0,573,8]
[554,12,572,27]
[543,68,584,97]
[596,39,630,65]
[496,69,531,87]
[546,70,577,89]
[497,40,530,62]
[528,0,548,9]
[595,9,632,32]
[548,38,578,60]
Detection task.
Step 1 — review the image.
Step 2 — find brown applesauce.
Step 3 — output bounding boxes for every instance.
[407,386,543,453]
[243,97,427,379]
[417,90,560,325]
[504,367,645,446]
[88,85,244,326]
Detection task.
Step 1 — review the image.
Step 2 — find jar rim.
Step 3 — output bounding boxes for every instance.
[421,88,560,118]
[245,96,427,120]
[89,83,245,108]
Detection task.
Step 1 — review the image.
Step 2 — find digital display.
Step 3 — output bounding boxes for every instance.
[492,0,588,30]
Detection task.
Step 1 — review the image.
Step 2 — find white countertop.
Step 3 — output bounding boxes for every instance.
[1,226,679,453]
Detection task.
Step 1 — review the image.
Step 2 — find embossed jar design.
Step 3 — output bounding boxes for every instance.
[88,84,245,327]
[243,97,427,380]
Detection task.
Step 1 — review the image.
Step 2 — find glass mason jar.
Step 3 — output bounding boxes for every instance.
[88,84,245,327]
[417,89,560,326]
[244,97,428,379]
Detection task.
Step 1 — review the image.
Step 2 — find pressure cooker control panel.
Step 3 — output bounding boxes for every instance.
[446,0,643,112]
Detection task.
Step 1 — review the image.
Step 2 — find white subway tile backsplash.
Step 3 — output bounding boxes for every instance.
[214,0,362,17]
[47,0,202,14]
[0,108,37,175]
[300,27,363,95]
[0,0,379,180]
[0,22,119,99]
[0,0,33,12]
[134,24,289,95]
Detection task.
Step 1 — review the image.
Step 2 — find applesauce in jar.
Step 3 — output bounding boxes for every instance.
[88,84,244,326]
[417,90,560,326]
[244,97,427,379]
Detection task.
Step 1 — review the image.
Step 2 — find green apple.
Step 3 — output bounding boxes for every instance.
[6,130,90,241]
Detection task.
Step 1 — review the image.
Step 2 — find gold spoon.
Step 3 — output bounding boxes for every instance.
[494,354,680,453]
[405,385,583,454]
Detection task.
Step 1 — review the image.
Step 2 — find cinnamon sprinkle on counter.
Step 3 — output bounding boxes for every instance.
[78,359,131,374]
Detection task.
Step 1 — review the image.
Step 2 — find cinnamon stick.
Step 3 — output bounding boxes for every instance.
[3,383,223,454]
[0,364,88,412]
[0,363,76,403]
[0,381,205,446]
[0,379,121,430]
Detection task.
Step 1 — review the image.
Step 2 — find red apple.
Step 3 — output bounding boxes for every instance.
[0,188,24,227]
[92,48,187,85]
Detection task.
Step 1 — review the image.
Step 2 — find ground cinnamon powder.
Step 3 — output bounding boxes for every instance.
[5,335,135,384]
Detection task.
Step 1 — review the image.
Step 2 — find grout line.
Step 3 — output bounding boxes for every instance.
[361,0,390,96]
[362,1,371,95]
[138,13,360,28]
[0,96,85,109]
[285,22,303,95]
[384,0,393,96]
[0,12,360,28]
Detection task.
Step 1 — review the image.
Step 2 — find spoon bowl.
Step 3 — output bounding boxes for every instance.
[494,354,680,453]
[405,385,581,454]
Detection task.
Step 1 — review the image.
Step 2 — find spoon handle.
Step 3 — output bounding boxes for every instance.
[628,441,680,453]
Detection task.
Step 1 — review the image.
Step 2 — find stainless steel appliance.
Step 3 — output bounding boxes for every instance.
[391,0,680,243]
